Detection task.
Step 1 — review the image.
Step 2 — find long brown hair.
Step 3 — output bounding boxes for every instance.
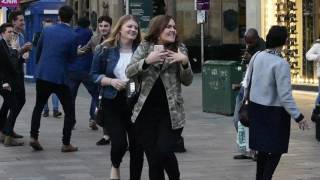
[144,15,179,51]
[102,15,141,48]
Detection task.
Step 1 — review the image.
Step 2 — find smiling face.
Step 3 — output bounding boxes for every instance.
[159,19,176,44]
[119,19,139,41]
[98,21,111,37]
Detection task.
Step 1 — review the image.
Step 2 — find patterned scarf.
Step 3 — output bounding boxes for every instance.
[265,48,283,58]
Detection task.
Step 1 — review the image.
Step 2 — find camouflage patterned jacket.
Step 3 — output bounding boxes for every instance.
[126,41,193,129]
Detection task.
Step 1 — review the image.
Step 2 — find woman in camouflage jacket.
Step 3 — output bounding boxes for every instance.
[126,15,193,180]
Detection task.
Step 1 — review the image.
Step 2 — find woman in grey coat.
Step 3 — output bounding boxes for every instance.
[243,26,309,180]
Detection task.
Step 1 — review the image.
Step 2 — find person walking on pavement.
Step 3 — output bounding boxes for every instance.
[243,26,309,180]
[43,94,62,118]
[79,15,112,145]
[91,15,144,180]
[0,23,30,146]
[233,28,266,160]
[0,11,33,141]
[29,5,78,152]
[68,17,99,131]
[126,15,193,180]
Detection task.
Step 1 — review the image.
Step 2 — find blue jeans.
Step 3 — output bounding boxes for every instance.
[43,94,59,112]
[233,86,244,131]
[68,71,99,121]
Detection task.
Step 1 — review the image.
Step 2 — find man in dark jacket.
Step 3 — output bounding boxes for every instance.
[68,17,98,131]
[78,15,112,146]
[0,23,27,146]
[233,28,266,160]
[0,11,32,143]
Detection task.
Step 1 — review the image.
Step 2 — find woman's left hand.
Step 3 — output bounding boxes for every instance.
[167,49,189,65]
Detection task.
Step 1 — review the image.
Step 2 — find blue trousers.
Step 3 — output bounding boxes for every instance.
[43,94,59,112]
[233,86,244,131]
[67,71,99,121]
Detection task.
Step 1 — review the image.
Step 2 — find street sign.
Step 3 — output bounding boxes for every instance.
[196,0,210,11]
[129,0,152,30]
[0,0,19,7]
[197,10,206,24]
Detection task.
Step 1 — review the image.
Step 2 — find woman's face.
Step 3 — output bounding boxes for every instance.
[119,19,139,41]
[159,19,176,44]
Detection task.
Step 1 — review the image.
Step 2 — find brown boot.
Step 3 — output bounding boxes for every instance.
[4,136,24,146]
[29,138,43,151]
[61,144,78,152]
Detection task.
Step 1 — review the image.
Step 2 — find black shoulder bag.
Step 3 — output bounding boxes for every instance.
[94,47,108,127]
[238,52,260,127]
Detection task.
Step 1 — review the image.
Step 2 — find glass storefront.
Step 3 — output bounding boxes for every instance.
[257,0,318,86]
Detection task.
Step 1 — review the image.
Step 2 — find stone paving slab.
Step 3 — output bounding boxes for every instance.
[0,74,319,179]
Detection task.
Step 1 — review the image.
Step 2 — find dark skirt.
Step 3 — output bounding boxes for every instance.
[248,101,291,154]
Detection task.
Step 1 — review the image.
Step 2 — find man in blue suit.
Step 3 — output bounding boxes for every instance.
[29,5,78,152]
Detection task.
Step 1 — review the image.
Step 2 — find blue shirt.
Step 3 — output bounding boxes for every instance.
[68,27,93,72]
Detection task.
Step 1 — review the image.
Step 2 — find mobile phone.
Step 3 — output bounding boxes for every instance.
[154,45,164,52]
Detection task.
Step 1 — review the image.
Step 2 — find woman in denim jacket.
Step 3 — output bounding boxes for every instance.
[126,15,193,180]
[90,15,143,180]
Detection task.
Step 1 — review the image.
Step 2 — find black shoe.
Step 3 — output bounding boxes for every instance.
[233,154,252,160]
[96,138,110,146]
[11,131,24,139]
[43,111,49,117]
[53,110,62,118]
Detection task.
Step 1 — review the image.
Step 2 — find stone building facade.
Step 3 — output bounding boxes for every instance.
[65,0,239,44]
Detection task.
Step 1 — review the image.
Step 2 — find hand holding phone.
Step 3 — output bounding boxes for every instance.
[145,45,168,65]
[154,45,164,52]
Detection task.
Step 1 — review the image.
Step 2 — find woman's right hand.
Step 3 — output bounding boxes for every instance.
[145,50,169,65]
[101,77,126,91]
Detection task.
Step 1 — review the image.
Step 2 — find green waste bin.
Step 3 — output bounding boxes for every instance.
[202,60,244,115]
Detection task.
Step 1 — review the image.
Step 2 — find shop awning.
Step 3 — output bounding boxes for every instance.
[20,0,38,4]
[0,0,21,7]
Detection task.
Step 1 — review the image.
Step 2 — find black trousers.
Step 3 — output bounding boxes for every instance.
[256,152,282,180]
[102,92,143,180]
[30,80,75,145]
[136,106,181,180]
[0,89,25,136]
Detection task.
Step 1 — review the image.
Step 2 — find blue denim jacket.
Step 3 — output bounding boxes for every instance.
[90,44,138,99]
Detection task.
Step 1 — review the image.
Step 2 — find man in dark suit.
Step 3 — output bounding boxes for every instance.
[29,6,78,152]
[0,11,32,142]
[0,23,26,146]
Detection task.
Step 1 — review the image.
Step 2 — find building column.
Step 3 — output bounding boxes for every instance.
[108,0,124,23]
[246,0,261,34]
